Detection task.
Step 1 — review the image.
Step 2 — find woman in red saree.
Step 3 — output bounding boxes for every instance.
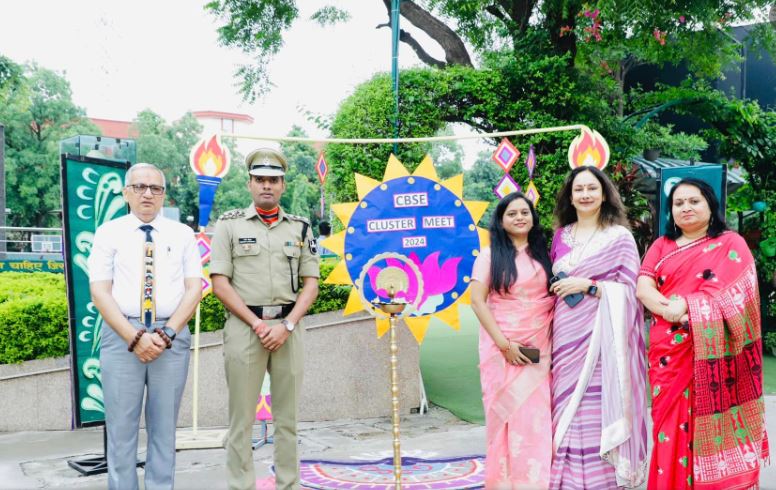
[637,178,768,489]
[471,192,555,489]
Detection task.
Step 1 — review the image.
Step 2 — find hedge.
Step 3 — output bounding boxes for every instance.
[0,260,351,364]
[0,273,70,363]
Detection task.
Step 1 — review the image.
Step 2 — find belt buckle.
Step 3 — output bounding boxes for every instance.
[261,306,283,320]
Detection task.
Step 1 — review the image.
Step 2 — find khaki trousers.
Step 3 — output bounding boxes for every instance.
[223,315,303,490]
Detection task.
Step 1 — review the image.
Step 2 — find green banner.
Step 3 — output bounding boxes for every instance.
[62,155,129,427]
[0,259,64,273]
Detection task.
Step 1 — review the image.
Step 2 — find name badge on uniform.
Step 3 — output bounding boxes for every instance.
[238,237,257,251]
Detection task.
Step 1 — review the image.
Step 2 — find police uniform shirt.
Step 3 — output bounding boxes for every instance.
[210,205,320,305]
[88,213,202,318]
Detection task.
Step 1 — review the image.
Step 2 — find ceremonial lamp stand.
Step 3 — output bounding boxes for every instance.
[359,254,423,489]
[374,286,407,489]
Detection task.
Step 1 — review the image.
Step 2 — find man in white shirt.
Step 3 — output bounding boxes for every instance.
[88,163,202,490]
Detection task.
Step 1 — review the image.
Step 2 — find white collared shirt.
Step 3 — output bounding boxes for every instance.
[88,213,202,318]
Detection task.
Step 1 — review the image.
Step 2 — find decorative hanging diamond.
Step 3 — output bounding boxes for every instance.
[201,272,212,293]
[525,180,541,206]
[525,144,537,179]
[316,152,328,184]
[491,138,520,173]
[196,231,212,265]
[493,173,522,199]
[200,265,213,297]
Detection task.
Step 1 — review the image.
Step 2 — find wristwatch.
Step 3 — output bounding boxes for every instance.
[161,326,177,342]
[586,280,598,296]
[281,319,295,332]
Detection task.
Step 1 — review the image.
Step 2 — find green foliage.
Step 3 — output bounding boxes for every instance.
[310,5,350,26]
[280,126,324,227]
[0,273,69,364]
[637,122,708,161]
[205,0,299,101]
[190,293,228,333]
[308,259,351,315]
[325,58,612,204]
[0,271,64,303]
[0,64,99,227]
[636,84,776,192]
[0,55,23,98]
[764,332,776,353]
[133,110,248,224]
[754,192,776,295]
[463,150,502,226]
[429,126,464,180]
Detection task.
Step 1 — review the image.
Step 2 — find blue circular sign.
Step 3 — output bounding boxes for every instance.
[344,176,480,316]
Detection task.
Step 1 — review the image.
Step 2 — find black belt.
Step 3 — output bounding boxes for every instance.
[247,303,295,320]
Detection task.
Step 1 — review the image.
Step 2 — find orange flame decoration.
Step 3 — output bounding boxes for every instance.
[189,134,231,178]
[567,128,610,170]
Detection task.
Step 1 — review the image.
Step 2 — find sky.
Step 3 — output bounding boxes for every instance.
[1,0,490,165]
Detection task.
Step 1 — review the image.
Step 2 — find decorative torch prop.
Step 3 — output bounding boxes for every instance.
[191,134,231,227]
[357,253,424,489]
[567,127,610,170]
[177,134,231,449]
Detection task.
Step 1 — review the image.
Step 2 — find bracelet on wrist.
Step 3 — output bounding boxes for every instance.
[499,340,512,353]
[154,327,173,349]
[128,328,147,352]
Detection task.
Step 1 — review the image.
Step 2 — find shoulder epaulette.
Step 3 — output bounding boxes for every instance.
[219,209,246,220]
[285,213,310,225]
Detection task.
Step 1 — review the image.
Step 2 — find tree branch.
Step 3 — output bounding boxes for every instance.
[400,30,447,68]
[381,0,472,67]
[485,5,508,23]
[376,23,446,67]
[498,0,536,32]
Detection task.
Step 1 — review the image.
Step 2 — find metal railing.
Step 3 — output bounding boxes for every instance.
[0,226,63,258]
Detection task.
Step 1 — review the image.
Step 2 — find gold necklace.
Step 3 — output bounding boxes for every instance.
[568,224,599,267]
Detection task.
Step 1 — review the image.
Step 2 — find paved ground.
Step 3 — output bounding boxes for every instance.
[1,400,775,489]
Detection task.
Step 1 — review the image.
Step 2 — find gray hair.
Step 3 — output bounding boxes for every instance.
[125,163,167,188]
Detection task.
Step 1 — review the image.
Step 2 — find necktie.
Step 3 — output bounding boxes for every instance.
[140,224,155,328]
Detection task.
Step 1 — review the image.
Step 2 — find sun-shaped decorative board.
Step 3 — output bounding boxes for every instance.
[321,154,489,343]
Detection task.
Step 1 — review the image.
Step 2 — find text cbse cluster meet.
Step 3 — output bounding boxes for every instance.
[365,191,457,233]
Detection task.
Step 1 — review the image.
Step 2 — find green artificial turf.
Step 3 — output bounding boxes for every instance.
[763,353,776,395]
[420,307,485,424]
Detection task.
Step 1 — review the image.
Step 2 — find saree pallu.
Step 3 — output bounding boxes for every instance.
[474,247,555,489]
[641,232,768,489]
[550,225,648,489]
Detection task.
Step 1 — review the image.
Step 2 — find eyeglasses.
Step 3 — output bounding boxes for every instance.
[127,184,165,195]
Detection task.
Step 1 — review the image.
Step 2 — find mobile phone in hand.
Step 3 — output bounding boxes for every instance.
[518,346,540,364]
[549,271,584,308]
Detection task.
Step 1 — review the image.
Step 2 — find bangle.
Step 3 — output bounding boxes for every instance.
[154,328,173,349]
[128,328,147,352]
[499,340,512,353]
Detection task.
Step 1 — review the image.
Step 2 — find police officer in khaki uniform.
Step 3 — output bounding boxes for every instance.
[210,148,319,490]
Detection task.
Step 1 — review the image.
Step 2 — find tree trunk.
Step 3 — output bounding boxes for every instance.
[381,0,472,67]
[544,0,581,63]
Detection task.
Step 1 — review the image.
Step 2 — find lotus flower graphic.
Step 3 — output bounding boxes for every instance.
[368,251,462,315]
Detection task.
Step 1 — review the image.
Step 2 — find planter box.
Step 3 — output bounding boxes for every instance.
[0,310,422,431]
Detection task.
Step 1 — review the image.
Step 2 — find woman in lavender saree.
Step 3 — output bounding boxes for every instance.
[548,166,648,489]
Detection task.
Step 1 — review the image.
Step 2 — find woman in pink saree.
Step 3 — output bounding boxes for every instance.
[471,192,555,489]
